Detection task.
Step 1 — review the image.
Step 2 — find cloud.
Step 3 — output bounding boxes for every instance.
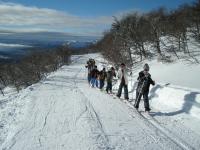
[0,2,113,35]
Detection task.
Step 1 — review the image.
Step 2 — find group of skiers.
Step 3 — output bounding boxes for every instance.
[85,58,155,112]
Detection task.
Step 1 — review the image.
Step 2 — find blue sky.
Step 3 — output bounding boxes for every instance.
[0,0,196,36]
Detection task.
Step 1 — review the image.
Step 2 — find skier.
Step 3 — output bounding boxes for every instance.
[134,63,155,112]
[106,67,116,93]
[116,63,129,100]
[85,58,95,84]
[90,65,99,88]
[99,68,107,90]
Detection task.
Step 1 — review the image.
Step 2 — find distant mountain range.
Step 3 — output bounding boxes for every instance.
[0,31,100,62]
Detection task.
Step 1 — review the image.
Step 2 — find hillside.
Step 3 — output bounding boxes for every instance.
[0,53,200,150]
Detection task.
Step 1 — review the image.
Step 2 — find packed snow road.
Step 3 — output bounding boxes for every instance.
[1,54,200,150]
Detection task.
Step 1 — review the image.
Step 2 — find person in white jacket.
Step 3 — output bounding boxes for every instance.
[116,63,129,100]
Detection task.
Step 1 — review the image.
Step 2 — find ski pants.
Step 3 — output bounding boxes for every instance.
[90,78,97,87]
[117,82,129,99]
[99,79,105,89]
[134,91,150,111]
[106,81,112,93]
[87,74,91,83]
[96,79,99,88]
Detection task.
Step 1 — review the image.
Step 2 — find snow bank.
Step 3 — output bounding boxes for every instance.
[144,59,200,90]
[110,75,200,120]
[148,83,200,120]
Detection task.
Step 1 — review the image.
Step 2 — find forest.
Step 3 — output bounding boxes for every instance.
[95,0,200,67]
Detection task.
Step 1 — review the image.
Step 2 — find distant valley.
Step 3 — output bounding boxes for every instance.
[0,31,99,62]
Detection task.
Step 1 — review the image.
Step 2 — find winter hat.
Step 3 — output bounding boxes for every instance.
[143,63,149,71]
[111,67,115,70]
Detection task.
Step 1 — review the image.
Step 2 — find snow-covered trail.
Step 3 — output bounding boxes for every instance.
[1,54,199,150]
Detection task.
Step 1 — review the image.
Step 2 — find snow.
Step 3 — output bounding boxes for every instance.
[0,53,200,150]
[0,43,32,48]
[141,60,200,90]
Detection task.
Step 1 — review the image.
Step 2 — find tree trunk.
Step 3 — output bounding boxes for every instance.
[196,22,200,40]
[182,32,188,54]
[156,39,162,57]
[141,42,147,58]
[178,36,181,51]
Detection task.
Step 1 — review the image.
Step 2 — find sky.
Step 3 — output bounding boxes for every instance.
[0,0,196,36]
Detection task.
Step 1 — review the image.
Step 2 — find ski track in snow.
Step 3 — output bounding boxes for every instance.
[1,54,200,150]
[124,101,195,150]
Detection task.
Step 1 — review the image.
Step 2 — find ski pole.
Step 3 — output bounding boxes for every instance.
[132,81,138,101]
[85,68,86,77]
[135,78,145,107]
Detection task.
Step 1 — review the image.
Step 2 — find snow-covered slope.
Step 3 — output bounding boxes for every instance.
[138,59,200,90]
[0,53,200,150]
[125,34,200,90]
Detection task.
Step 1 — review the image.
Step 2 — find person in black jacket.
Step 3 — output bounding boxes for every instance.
[106,67,116,93]
[99,68,107,90]
[134,63,155,112]
[90,65,99,87]
[85,59,95,84]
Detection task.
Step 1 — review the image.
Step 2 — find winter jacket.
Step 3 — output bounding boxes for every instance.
[106,70,116,82]
[117,69,129,85]
[85,64,95,75]
[99,70,107,80]
[137,71,155,93]
[90,68,99,78]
